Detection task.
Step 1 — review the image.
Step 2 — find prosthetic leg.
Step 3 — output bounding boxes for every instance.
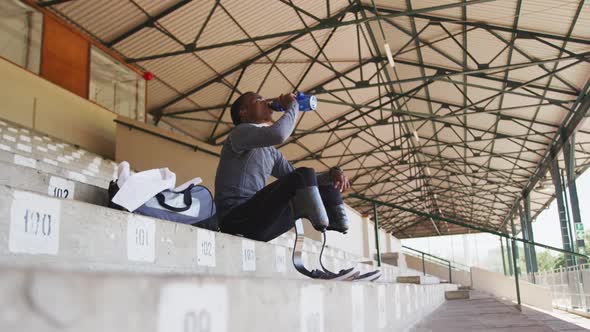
[318,232,382,282]
[319,196,382,282]
[290,184,380,281]
[292,219,359,280]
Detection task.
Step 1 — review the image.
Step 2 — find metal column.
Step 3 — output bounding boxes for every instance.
[550,157,575,267]
[523,193,538,273]
[564,133,586,264]
[510,218,522,310]
[500,236,507,276]
[562,171,578,266]
[506,236,514,276]
[518,204,533,277]
[373,202,382,267]
[519,194,537,283]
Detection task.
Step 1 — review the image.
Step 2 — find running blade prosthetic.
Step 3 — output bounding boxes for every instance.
[319,232,382,282]
[292,219,359,280]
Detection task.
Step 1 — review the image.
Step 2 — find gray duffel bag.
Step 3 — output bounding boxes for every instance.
[108,182,218,231]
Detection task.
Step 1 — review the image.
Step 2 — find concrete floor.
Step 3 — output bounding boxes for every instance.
[411,290,590,332]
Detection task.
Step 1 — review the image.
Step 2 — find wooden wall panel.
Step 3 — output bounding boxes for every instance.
[41,15,89,98]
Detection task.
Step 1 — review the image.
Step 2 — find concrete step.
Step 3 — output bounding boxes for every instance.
[397,276,421,284]
[0,128,116,170]
[444,289,470,300]
[397,275,441,285]
[0,160,387,279]
[0,142,115,181]
[381,252,400,266]
[381,252,428,276]
[0,120,117,180]
[0,266,456,332]
[0,160,368,266]
[0,160,108,206]
[458,285,472,290]
[0,185,399,282]
[0,149,110,188]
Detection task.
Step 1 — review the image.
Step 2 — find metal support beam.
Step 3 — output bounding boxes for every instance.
[506,236,514,276]
[562,170,578,266]
[363,5,590,46]
[564,133,587,264]
[523,194,538,279]
[391,58,579,97]
[127,0,496,62]
[500,236,507,276]
[38,0,75,6]
[518,202,533,274]
[315,52,589,96]
[151,5,355,115]
[106,0,193,47]
[510,216,522,310]
[550,158,575,267]
[373,202,382,267]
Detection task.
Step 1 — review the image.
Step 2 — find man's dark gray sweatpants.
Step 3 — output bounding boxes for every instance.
[219,167,342,242]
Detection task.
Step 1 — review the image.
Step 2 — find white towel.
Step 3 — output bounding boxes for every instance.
[112,161,176,212]
[174,177,202,192]
[116,161,131,188]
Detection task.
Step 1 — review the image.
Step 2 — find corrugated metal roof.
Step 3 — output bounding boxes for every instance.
[45,0,590,239]
[53,0,145,41]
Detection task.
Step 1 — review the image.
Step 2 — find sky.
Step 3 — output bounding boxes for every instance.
[401,169,590,272]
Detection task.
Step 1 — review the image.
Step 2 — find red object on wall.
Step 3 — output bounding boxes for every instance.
[41,15,90,98]
[143,72,154,81]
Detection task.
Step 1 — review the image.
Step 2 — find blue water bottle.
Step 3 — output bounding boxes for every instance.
[269,92,317,112]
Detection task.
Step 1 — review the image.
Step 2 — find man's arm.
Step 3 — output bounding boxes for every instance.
[272,154,349,191]
[271,153,333,185]
[271,152,295,179]
[319,167,350,192]
[230,101,298,153]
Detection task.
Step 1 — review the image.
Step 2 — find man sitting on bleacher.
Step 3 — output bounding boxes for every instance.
[214,92,350,242]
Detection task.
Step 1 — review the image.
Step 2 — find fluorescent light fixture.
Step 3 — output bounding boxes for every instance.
[384,43,395,68]
[411,130,420,145]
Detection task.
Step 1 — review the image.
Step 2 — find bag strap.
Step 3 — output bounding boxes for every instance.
[155,184,194,212]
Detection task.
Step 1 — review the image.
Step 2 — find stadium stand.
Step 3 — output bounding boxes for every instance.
[0,118,451,330]
[3,0,589,331]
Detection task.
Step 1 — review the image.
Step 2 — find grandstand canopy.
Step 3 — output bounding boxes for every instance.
[40,0,590,238]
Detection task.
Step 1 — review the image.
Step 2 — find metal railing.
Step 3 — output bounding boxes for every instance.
[352,193,590,310]
[533,263,590,313]
[402,245,471,283]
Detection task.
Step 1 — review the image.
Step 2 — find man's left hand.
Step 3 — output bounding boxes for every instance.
[331,168,350,192]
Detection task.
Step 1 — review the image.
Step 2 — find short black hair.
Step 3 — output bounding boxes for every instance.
[230,92,255,126]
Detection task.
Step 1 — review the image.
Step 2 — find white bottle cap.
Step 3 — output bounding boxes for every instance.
[309,95,317,110]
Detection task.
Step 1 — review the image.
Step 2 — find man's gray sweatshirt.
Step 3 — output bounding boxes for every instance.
[214,101,329,218]
[214,101,299,218]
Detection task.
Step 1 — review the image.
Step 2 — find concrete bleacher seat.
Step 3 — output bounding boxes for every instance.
[0,185,398,281]
[0,266,456,331]
[0,160,108,206]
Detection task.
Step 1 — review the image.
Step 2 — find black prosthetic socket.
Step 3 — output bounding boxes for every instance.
[292,168,329,232]
[318,185,349,234]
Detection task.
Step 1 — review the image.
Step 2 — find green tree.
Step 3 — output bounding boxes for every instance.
[536,250,558,271]
[553,254,566,269]
[512,247,558,273]
[550,230,590,268]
